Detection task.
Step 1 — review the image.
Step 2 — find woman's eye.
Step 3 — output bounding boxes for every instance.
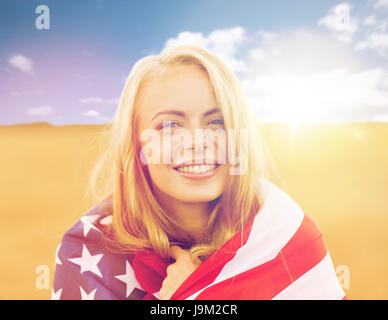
[208,119,224,126]
[157,122,180,130]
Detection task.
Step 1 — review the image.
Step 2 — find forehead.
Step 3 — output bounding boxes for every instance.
[135,65,218,123]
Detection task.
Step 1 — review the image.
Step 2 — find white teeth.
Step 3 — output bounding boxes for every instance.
[176,164,217,173]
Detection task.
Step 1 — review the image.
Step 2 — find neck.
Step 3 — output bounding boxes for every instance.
[153,187,216,241]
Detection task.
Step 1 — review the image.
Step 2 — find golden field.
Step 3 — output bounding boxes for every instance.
[0,121,387,299]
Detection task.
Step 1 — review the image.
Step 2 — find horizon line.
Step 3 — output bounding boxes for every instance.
[1,120,388,127]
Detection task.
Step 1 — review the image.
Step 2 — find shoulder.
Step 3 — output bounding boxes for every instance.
[252,178,326,262]
[257,178,323,237]
[255,179,345,299]
[273,212,345,299]
[59,199,113,245]
[52,199,144,300]
[55,199,114,262]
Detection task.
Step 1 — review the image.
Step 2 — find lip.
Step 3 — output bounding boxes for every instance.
[172,159,218,169]
[169,164,221,180]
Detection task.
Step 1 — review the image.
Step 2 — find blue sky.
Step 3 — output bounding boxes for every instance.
[1,0,388,124]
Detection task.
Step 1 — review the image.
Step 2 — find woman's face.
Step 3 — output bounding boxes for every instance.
[136,65,229,203]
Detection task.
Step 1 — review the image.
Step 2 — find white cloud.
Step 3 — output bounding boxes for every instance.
[318,3,358,43]
[27,106,52,116]
[105,97,120,105]
[164,27,248,73]
[80,97,116,122]
[163,26,388,122]
[356,32,388,56]
[377,18,388,32]
[363,14,378,26]
[8,54,34,74]
[82,110,100,117]
[165,27,246,56]
[371,112,388,121]
[255,30,278,41]
[80,97,104,104]
[242,66,388,123]
[82,109,110,121]
[205,27,246,56]
[246,30,361,74]
[238,30,388,122]
[355,11,388,56]
[80,97,120,105]
[361,13,387,31]
[373,0,388,8]
[165,31,208,50]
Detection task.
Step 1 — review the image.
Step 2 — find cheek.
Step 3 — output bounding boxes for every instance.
[139,136,164,165]
[140,133,177,166]
[147,163,166,179]
[146,163,177,198]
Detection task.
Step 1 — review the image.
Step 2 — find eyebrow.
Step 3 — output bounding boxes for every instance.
[151,107,221,121]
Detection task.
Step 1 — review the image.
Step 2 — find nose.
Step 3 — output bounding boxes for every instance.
[170,126,218,165]
[186,142,208,153]
[184,138,212,165]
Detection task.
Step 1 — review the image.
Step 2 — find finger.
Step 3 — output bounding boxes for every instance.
[166,264,174,275]
[170,245,189,261]
[191,255,202,266]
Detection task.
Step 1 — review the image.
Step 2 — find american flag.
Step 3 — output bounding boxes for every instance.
[51,179,346,300]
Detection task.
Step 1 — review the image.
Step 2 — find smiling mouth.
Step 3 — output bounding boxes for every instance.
[173,164,220,174]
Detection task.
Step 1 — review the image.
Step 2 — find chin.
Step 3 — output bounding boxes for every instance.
[173,190,222,203]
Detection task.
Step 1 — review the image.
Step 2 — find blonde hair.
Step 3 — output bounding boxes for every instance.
[85,44,277,263]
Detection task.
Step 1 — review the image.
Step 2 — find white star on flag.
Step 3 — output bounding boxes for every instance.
[80,286,97,300]
[99,215,112,225]
[115,260,143,298]
[55,243,62,265]
[51,288,62,300]
[80,214,100,237]
[152,291,161,299]
[68,244,104,278]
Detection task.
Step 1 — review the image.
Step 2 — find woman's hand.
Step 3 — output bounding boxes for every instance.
[159,245,202,300]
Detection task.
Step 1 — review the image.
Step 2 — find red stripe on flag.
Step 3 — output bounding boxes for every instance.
[280,213,327,281]
[169,215,256,300]
[190,213,327,300]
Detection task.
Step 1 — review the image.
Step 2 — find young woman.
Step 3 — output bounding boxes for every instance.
[51,45,346,300]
